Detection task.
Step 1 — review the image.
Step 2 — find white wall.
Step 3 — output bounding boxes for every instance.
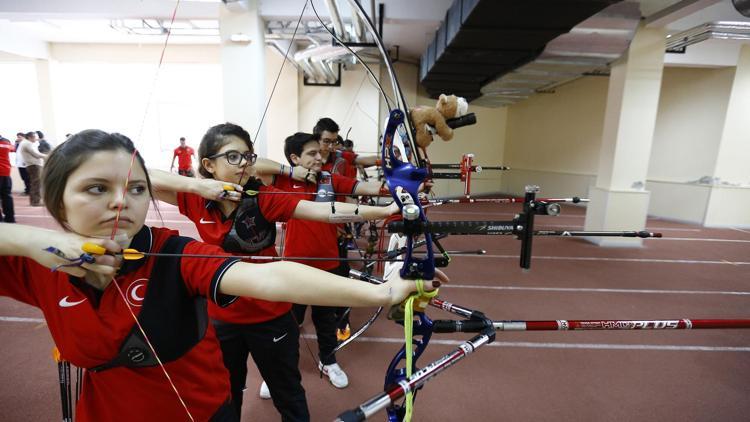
[1,43,308,172]
[263,48,299,164]
[298,64,382,158]
[499,64,748,227]
[502,76,609,198]
[48,44,224,170]
[648,66,735,182]
[0,62,43,139]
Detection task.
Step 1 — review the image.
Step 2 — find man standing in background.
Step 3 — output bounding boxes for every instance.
[170,136,196,177]
[18,131,46,206]
[0,135,15,222]
[14,133,29,195]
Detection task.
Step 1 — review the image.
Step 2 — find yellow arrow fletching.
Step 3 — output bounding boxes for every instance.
[122,249,145,260]
[222,184,236,192]
[82,243,107,255]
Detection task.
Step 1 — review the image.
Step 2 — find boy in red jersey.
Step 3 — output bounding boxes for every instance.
[275,132,393,389]
[313,119,380,340]
[313,118,378,179]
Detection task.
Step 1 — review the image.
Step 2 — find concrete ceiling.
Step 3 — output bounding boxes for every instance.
[0,0,453,59]
[0,0,748,64]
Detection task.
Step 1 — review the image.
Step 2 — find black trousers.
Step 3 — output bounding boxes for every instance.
[0,176,14,222]
[18,167,29,194]
[213,312,309,422]
[178,168,195,177]
[209,399,240,422]
[292,303,339,365]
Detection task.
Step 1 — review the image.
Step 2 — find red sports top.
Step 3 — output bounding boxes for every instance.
[323,150,357,177]
[0,226,240,422]
[0,138,14,177]
[274,174,358,270]
[177,183,302,324]
[173,146,195,170]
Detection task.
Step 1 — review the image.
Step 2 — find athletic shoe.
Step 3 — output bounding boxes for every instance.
[319,362,349,388]
[259,381,271,400]
[336,324,351,342]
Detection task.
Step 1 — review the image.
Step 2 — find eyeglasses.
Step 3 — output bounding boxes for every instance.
[209,150,257,165]
[321,139,344,146]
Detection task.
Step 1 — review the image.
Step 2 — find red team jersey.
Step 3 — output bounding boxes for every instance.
[323,150,358,203]
[323,150,357,177]
[0,138,14,177]
[0,226,240,421]
[273,174,358,271]
[177,183,302,324]
[173,146,195,170]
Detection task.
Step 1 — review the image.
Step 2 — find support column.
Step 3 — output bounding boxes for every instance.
[703,44,750,227]
[219,0,267,156]
[584,24,666,247]
[34,59,58,141]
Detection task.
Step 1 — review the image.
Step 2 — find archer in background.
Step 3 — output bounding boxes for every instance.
[276,132,406,390]
[314,118,379,179]
[170,136,196,177]
[314,119,382,341]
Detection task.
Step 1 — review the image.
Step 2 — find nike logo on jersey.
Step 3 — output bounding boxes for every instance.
[292,184,303,189]
[273,333,288,343]
[199,218,215,224]
[59,296,87,308]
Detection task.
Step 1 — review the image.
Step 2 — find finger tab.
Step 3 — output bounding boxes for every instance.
[82,243,107,255]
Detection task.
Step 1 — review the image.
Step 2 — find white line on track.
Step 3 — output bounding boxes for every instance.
[466,254,750,265]
[539,224,702,232]
[0,316,44,323]
[731,227,750,234]
[656,237,750,243]
[444,285,750,296]
[299,334,750,353]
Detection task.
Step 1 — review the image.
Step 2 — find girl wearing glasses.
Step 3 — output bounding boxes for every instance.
[148,122,398,421]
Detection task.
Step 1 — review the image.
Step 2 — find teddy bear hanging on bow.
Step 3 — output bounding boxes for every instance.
[409,94,469,153]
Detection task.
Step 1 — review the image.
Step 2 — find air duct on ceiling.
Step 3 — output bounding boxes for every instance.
[474,1,640,107]
[419,0,628,104]
[665,21,750,51]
